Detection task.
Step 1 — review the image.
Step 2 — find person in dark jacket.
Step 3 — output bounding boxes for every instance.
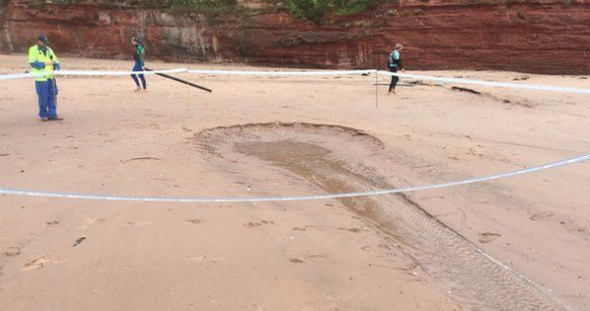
[130,37,147,92]
[387,43,404,95]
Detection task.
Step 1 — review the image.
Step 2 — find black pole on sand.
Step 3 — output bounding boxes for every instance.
[50,56,58,111]
[144,67,213,93]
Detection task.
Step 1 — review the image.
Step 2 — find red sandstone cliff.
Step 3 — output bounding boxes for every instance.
[1,0,590,74]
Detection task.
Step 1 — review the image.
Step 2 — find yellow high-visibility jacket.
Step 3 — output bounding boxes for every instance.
[28,45,60,82]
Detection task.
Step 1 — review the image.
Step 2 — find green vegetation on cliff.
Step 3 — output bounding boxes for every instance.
[21,0,244,17]
[126,0,238,12]
[19,0,385,22]
[128,0,387,19]
[265,0,386,23]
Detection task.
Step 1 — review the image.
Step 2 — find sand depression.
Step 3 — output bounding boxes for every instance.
[193,122,566,311]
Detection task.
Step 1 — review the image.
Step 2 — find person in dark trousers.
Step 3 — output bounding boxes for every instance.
[130,37,147,92]
[388,43,404,95]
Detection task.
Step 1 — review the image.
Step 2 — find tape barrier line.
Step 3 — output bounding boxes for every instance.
[378,71,590,94]
[0,72,45,81]
[2,68,590,94]
[1,152,588,203]
[0,69,372,80]
[55,68,188,76]
[0,68,188,80]
[189,69,376,76]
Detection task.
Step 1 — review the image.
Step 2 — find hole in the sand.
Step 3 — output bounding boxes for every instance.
[194,122,388,216]
[193,122,565,311]
[193,122,384,157]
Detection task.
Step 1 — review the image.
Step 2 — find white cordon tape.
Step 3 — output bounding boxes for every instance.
[55,68,188,76]
[0,72,44,80]
[0,68,188,80]
[1,152,589,203]
[379,71,590,94]
[2,68,590,94]
[189,69,375,76]
[0,68,370,80]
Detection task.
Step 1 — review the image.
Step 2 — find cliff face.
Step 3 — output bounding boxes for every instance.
[1,0,590,74]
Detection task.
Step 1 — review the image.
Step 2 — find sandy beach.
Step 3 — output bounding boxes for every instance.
[0,54,589,311]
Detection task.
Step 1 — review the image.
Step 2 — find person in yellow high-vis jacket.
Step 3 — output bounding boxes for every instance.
[28,34,62,121]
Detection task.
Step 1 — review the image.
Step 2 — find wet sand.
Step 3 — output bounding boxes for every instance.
[0,55,589,311]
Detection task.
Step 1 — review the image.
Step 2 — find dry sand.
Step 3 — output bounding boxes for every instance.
[0,55,589,311]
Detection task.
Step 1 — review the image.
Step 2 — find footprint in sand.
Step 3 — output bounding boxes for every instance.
[245,222,262,229]
[378,244,392,250]
[5,246,21,257]
[186,219,204,225]
[84,218,107,224]
[478,232,502,244]
[46,221,60,227]
[244,220,274,229]
[338,227,361,233]
[22,255,54,271]
[79,218,107,229]
[186,255,226,263]
[127,220,152,227]
[529,211,554,221]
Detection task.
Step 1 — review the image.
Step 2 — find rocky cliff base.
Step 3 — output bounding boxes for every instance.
[1,0,590,74]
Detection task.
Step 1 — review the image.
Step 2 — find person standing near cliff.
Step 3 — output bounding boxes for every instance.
[28,34,63,121]
[131,37,147,92]
[387,43,404,95]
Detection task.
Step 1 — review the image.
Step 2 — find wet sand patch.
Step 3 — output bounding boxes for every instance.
[195,122,566,311]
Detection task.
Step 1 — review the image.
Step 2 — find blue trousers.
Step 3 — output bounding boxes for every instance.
[35,79,58,119]
[48,78,58,117]
[131,62,147,89]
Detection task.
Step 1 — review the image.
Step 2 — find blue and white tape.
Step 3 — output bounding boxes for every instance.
[188,69,375,76]
[2,67,589,94]
[1,152,588,203]
[56,68,188,76]
[378,71,590,94]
